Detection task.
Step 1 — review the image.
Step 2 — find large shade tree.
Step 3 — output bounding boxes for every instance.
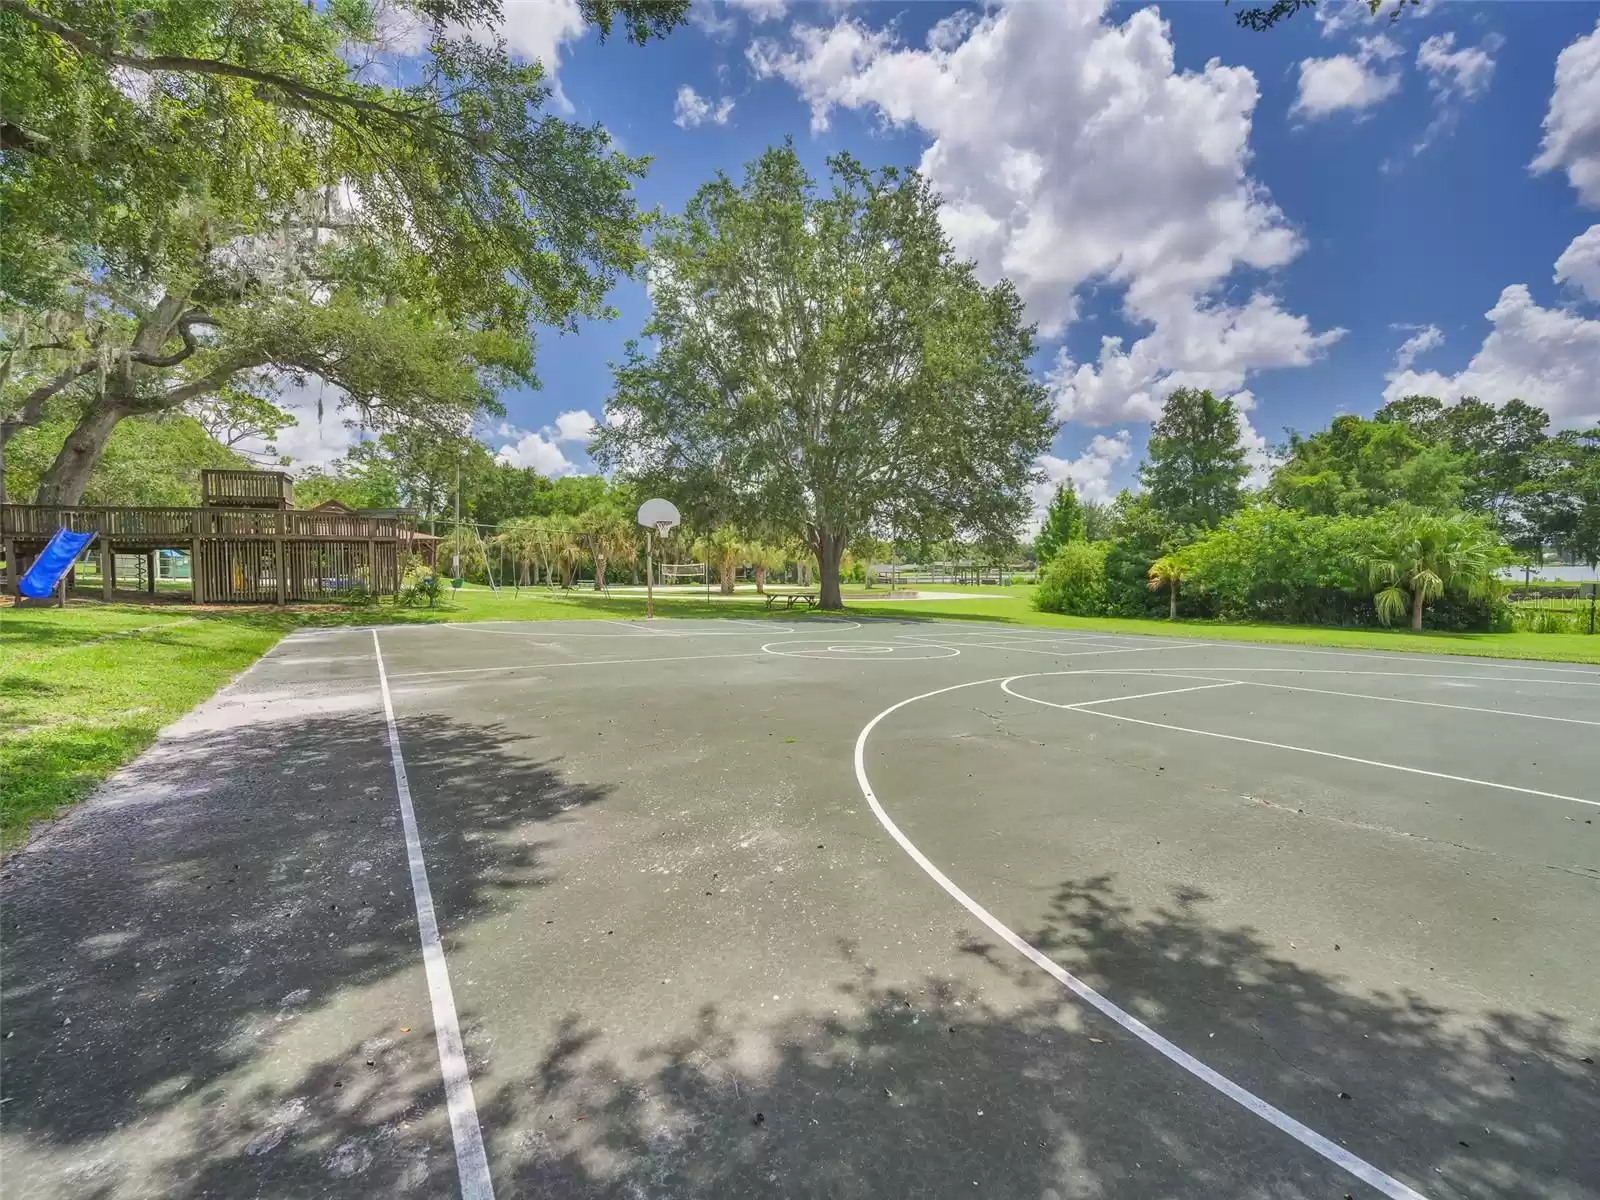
[592,145,1055,609]
[1374,395,1550,527]
[1,0,688,502]
[1269,413,1466,517]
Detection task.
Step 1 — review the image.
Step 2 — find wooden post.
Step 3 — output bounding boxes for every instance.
[146,549,157,596]
[3,537,15,596]
[275,538,286,606]
[367,538,377,596]
[103,544,115,601]
[191,539,204,604]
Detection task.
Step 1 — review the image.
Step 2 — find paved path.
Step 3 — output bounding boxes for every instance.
[3,619,1597,1198]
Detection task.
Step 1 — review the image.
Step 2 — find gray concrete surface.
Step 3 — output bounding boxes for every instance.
[2,616,1597,1199]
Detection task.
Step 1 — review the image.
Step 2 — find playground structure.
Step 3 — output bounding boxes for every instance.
[1,469,434,605]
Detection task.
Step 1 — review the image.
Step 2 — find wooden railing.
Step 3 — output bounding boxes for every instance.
[2,504,416,542]
[201,468,293,508]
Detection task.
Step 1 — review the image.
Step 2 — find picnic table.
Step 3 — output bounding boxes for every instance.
[765,591,819,611]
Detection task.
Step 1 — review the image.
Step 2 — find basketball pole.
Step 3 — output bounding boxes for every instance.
[646,528,654,621]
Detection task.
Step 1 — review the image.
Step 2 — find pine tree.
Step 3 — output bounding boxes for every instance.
[1140,388,1248,531]
[1034,484,1086,563]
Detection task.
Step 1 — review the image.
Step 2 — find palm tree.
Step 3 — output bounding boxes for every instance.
[1360,508,1501,631]
[581,505,637,591]
[546,515,584,588]
[492,517,540,591]
[695,527,746,595]
[1148,554,1184,620]
[745,541,785,594]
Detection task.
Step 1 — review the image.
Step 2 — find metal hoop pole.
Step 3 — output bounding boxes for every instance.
[646,527,654,620]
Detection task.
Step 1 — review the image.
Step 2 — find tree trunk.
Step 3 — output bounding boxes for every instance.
[719,561,735,595]
[1411,587,1425,631]
[1169,579,1178,620]
[34,403,128,505]
[594,555,606,590]
[755,565,766,594]
[816,530,846,610]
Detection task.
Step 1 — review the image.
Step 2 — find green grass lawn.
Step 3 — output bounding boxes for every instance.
[4,581,1595,851]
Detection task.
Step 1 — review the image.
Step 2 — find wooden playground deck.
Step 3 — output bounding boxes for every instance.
[1,502,425,604]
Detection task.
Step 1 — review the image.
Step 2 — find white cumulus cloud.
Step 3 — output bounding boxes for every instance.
[495,428,577,476]
[1227,389,1281,489]
[1554,224,1600,302]
[1532,18,1600,206]
[1391,323,1445,371]
[1047,294,1343,426]
[727,0,787,21]
[1409,31,1501,155]
[747,1,1340,425]
[1034,431,1134,519]
[1416,31,1499,101]
[1383,284,1600,428]
[673,84,735,128]
[1387,22,1600,430]
[552,409,599,443]
[1292,36,1403,121]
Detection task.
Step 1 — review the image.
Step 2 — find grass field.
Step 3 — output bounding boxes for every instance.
[3,581,1596,851]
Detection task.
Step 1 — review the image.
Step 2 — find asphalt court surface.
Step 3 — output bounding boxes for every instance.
[2,615,1597,1199]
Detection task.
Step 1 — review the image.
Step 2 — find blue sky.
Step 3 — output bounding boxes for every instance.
[284,1,1600,510]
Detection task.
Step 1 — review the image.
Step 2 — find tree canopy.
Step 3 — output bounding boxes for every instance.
[1140,387,1248,531]
[592,144,1055,609]
[1,0,688,503]
[0,0,686,311]
[1269,413,1466,517]
[1034,484,1085,564]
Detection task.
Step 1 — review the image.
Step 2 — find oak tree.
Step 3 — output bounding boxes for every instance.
[592,145,1055,609]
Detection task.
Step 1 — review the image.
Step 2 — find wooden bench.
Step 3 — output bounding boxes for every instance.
[765,591,819,610]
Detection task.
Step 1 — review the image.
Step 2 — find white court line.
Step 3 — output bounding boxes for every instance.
[1065,681,1244,708]
[899,638,1207,660]
[372,632,495,1200]
[1230,679,1600,727]
[1001,676,1599,810]
[1200,639,1600,678]
[389,649,767,680]
[853,675,1431,1200]
[600,618,675,635]
[444,623,793,640]
[1097,665,1600,689]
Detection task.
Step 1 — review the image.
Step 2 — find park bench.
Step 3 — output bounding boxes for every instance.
[765,591,819,610]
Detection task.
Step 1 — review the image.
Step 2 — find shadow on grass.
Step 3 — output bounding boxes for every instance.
[29,861,1595,1198]
[0,703,611,1197]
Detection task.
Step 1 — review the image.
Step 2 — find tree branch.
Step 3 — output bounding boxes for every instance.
[0,361,97,442]
[153,356,268,410]
[0,119,50,155]
[128,310,218,369]
[2,0,443,133]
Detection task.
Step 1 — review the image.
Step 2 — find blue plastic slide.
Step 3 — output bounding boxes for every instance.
[18,528,96,599]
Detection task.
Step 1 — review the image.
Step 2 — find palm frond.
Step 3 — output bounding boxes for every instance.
[1373,586,1408,626]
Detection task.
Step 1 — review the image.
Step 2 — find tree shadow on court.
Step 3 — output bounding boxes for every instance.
[57,874,1597,1198]
[0,700,610,1191]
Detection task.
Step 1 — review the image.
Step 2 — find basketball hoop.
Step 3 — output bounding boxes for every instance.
[637,499,681,620]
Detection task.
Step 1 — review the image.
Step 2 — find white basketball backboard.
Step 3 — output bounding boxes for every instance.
[637,498,681,532]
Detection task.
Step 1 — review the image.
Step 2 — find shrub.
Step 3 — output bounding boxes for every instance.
[1035,541,1110,615]
[399,559,444,608]
[343,566,378,607]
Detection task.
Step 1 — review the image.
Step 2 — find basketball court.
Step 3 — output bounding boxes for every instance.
[2,615,1597,1198]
